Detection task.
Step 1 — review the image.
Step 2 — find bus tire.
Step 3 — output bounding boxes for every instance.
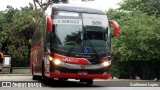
[42,60,45,78]
[80,79,93,85]
[86,79,93,85]
[33,75,38,80]
[32,65,37,80]
[37,76,42,80]
[41,60,52,82]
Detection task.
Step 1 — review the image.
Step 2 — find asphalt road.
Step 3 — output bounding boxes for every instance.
[0,76,160,90]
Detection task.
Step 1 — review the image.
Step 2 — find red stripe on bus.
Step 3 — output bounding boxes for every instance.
[53,54,91,65]
[50,72,110,79]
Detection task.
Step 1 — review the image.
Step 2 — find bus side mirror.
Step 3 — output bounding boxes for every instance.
[109,20,119,37]
[46,16,52,32]
[0,52,4,58]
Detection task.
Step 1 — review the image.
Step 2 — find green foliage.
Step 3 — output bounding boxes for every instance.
[108,9,160,79]
[119,0,160,17]
[112,12,160,61]
[0,5,43,67]
[107,0,160,80]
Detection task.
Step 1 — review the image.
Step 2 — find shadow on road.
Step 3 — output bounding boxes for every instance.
[39,79,100,87]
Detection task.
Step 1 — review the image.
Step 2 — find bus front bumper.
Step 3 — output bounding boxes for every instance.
[50,72,110,79]
[49,62,110,79]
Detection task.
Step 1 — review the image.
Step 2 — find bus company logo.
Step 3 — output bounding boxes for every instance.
[62,57,78,63]
[2,82,11,87]
[75,54,91,58]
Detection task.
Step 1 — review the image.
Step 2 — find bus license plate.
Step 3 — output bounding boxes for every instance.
[78,71,88,75]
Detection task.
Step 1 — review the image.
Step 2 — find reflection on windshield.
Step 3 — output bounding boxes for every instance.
[52,11,110,53]
[55,24,82,46]
[84,30,106,40]
[64,31,82,45]
[84,26,107,47]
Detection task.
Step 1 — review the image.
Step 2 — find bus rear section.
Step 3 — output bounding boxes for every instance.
[30,4,119,85]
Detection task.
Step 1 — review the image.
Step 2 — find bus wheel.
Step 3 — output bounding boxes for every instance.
[32,65,37,80]
[80,79,93,85]
[42,61,45,79]
[86,79,93,85]
[32,75,38,80]
[37,76,42,80]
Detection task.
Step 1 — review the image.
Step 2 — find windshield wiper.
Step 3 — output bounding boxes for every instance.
[84,30,100,59]
[106,27,110,51]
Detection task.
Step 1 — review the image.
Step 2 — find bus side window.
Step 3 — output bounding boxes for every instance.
[50,25,61,45]
[46,32,51,48]
[45,24,54,50]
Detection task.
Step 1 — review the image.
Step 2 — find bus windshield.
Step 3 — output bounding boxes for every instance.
[52,11,110,54]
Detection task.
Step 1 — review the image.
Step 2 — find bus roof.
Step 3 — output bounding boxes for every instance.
[50,4,106,15]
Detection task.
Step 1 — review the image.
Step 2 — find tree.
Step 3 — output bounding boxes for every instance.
[0,6,19,54]
[107,9,160,79]
[0,4,43,67]
[119,0,160,17]
[108,0,160,80]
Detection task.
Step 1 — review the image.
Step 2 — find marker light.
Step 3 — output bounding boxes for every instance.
[102,61,111,67]
[54,59,61,65]
[48,56,54,61]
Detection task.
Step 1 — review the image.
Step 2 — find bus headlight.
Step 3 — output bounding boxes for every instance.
[48,56,62,65]
[48,56,54,61]
[102,61,111,67]
[54,59,61,65]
